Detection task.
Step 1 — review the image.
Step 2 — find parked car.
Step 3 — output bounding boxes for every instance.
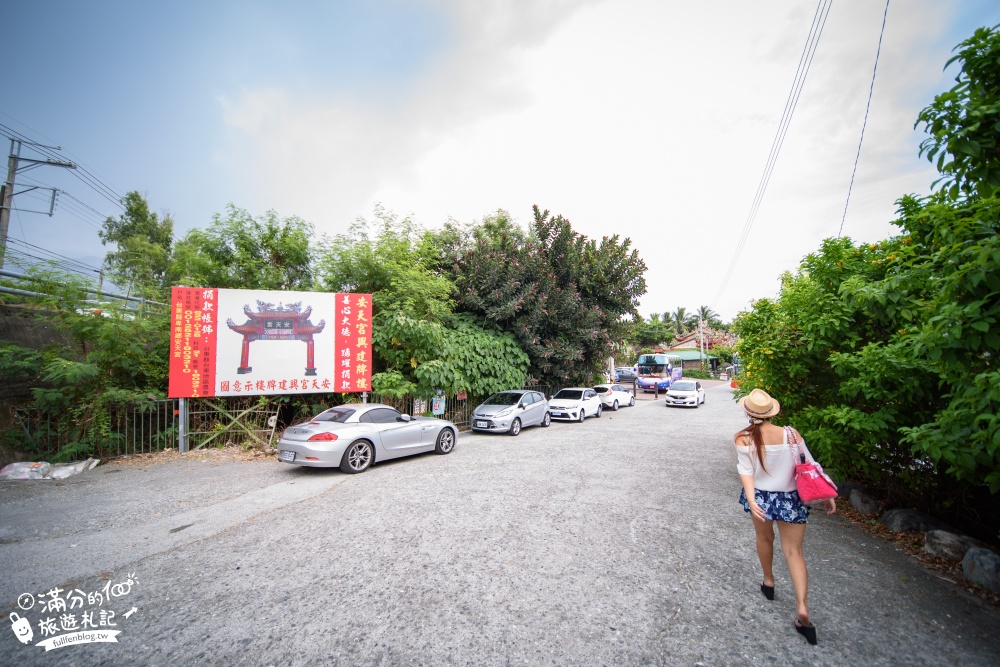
[593,384,634,411]
[614,367,638,383]
[664,380,706,408]
[277,404,456,473]
[548,387,603,421]
[471,390,550,436]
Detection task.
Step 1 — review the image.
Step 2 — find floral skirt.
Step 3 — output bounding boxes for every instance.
[739,488,809,524]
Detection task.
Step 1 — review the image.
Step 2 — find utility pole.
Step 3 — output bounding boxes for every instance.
[0,138,76,269]
[699,318,706,371]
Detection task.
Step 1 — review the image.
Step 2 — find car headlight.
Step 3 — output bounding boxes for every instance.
[495,408,513,417]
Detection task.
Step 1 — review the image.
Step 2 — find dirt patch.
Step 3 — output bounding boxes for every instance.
[105,446,277,468]
[837,501,1000,609]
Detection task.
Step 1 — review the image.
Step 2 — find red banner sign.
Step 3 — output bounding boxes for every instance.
[167,288,372,398]
[168,288,219,399]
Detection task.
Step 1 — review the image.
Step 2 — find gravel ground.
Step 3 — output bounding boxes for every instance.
[1,383,998,666]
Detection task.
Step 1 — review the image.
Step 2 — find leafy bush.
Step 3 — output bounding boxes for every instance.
[0,269,169,460]
[733,26,1000,540]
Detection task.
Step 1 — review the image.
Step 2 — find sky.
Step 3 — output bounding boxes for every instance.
[3,0,999,322]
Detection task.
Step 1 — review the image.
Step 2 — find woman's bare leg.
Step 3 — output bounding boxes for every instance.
[776,521,810,623]
[751,517,776,586]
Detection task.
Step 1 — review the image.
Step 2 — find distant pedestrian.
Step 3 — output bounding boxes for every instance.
[734,388,836,645]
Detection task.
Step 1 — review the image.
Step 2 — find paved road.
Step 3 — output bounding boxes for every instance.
[1,384,998,665]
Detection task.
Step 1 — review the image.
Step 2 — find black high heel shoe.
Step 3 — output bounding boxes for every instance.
[795,619,817,645]
[760,583,774,600]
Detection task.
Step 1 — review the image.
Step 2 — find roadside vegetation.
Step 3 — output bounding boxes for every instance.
[733,26,1000,540]
[1,198,649,458]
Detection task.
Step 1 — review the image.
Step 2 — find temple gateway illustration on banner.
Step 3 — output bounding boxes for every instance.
[226,301,327,375]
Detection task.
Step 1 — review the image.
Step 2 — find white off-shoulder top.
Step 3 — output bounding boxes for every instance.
[735,427,817,492]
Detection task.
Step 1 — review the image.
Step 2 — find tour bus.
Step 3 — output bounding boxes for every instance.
[635,353,683,392]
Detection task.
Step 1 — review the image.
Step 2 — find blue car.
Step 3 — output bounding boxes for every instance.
[614,367,638,383]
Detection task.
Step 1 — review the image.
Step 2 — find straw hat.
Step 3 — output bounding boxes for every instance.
[739,388,780,419]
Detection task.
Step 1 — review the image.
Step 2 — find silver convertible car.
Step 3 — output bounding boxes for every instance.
[277,404,457,474]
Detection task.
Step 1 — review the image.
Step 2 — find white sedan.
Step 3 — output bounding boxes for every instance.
[664,380,706,408]
[593,384,634,411]
[548,387,603,421]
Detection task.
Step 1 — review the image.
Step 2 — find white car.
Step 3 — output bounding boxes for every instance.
[664,380,706,408]
[593,384,634,411]
[548,387,603,422]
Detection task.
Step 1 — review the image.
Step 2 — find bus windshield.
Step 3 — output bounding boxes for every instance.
[637,354,683,382]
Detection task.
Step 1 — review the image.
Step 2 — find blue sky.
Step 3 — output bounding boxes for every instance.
[3,0,999,320]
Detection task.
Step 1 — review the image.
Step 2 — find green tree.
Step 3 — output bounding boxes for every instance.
[670,307,697,334]
[452,207,647,388]
[315,206,453,322]
[170,205,313,290]
[916,25,1000,200]
[99,191,173,297]
[632,313,675,346]
[696,305,721,328]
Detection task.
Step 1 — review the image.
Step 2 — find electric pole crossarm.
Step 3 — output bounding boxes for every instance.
[14,156,76,171]
[0,138,78,270]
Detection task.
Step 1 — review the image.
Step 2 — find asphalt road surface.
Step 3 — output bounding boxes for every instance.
[2,383,998,666]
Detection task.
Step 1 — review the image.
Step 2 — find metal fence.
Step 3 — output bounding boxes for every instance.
[368,393,479,429]
[12,400,178,460]
[185,397,280,450]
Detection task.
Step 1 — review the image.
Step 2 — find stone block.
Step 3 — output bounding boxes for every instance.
[962,547,1000,592]
[924,530,984,562]
[849,488,881,514]
[879,508,952,533]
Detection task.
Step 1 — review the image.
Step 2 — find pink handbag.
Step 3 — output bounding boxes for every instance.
[786,427,838,502]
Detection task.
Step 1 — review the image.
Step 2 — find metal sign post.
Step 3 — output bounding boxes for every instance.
[178,397,189,453]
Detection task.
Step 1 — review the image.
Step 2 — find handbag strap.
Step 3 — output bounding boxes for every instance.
[785,426,806,464]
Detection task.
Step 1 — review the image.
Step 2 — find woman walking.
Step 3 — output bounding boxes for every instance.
[735,388,836,645]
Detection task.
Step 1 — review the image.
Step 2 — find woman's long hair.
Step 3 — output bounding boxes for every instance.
[740,418,768,475]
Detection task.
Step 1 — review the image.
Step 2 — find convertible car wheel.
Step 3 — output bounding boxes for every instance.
[340,440,374,474]
[435,428,455,454]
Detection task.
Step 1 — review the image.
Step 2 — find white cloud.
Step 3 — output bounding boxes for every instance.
[218,0,975,321]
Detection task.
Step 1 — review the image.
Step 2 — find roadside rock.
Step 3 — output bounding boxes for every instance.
[849,488,881,514]
[879,508,952,533]
[962,547,1000,592]
[924,530,984,562]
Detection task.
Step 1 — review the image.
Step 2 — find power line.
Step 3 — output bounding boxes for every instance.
[0,122,125,211]
[7,237,103,273]
[2,247,101,278]
[0,111,126,203]
[838,0,890,238]
[712,0,833,307]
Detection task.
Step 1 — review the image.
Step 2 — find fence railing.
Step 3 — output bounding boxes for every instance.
[12,400,178,460]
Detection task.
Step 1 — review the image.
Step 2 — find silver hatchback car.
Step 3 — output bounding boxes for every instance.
[471,390,551,436]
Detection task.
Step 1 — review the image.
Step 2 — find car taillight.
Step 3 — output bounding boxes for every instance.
[308,432,338,441]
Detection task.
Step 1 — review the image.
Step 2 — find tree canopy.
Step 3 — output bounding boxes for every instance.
[452,207,647,387]
[99,190,173,297]
[169,205,314,290]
